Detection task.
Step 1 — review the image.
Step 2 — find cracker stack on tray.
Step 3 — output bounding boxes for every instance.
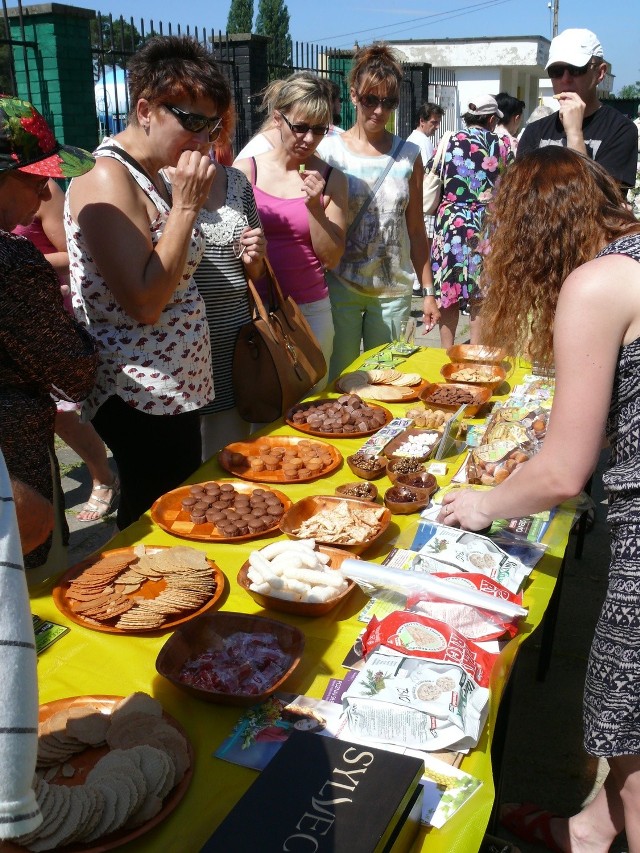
[16,693,190,851]
[337,369,422,401]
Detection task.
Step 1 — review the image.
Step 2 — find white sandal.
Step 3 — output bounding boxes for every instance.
[77,476,120,522]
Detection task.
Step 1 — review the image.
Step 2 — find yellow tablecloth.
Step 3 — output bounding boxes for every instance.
[29,347,571,853]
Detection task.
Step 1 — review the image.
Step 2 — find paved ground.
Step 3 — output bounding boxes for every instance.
[55,301,627,852]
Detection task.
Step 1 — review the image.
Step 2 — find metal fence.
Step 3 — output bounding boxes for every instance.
[0,6,455,155]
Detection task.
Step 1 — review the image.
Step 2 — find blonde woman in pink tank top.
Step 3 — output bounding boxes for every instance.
[235,72,348,391]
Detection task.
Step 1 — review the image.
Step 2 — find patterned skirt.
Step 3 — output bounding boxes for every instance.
[583,523,640,756]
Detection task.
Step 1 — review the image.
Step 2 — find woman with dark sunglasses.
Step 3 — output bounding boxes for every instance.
[317,42,439,380]
[235,72,348,388]
[66,35,223,530]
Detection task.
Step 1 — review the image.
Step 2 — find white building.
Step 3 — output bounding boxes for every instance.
[390,35,614,125]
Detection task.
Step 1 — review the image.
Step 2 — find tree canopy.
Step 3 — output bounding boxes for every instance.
[256,0,291,71]
[227,0,254,34]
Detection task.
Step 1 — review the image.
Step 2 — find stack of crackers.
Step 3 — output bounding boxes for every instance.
[64,545,217,631]
[16,693,190,851]
[293,501,386,545]
[336,369,423,401]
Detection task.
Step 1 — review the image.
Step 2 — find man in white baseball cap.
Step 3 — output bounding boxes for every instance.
[518,28,638,188]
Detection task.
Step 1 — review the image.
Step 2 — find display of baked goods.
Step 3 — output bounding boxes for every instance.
[404,404,454,430]
[10,693,192,852]
[151,481,292,542]
[54,546,224,634]
[280,496,391,555]
[441,361,506,391]
[285,395,392,436]
[419,382,491,416]
[219,436,341,483]
[335,369,425,401]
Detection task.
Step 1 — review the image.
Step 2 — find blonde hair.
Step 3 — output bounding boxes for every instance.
[256,71,331,132]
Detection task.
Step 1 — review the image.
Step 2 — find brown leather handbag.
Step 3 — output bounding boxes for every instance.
[232,260,327,423]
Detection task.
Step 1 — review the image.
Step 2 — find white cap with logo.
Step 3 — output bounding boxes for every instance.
[545,28,604,70]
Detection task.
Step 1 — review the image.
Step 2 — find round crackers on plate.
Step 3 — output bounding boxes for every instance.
[336,369,423,401]
[10,694,193,853]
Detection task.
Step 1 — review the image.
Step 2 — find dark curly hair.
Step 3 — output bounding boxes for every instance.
[479,146,640,367]
[127,35,231,126]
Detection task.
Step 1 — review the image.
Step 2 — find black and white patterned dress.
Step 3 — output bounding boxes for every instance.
[584,232,640,756]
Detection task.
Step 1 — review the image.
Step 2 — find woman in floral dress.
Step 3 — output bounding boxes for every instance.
[429,95,513,347]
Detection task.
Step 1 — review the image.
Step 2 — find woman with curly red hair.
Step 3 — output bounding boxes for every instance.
[440,146,640,852]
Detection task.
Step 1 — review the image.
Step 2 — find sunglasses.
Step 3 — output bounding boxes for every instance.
[280,113,329,137]
[547,61,598,79]
[357,93,399,110]
[162,103,223,140]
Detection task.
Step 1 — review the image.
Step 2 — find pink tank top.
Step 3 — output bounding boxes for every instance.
[14,219,72,312]
[250,158,329,304]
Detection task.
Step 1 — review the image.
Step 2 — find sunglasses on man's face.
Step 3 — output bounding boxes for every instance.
[162,103,223,140]
[357,93,399,110]
[547,61,598,79]
[280,113,329,137]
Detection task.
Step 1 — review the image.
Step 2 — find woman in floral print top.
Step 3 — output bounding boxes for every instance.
[66,36,230,529]
[428,95,513,347]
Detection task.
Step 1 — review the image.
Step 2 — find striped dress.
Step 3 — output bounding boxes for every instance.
[584,232,640,756]
[0,451,41,838]
[194,167,261,414]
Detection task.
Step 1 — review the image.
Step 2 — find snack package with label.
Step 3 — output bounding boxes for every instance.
[466,439,531,486]
[412,521,531,593]
[406,572,523,642]
[342,616,494,750]
[361,611,497,685]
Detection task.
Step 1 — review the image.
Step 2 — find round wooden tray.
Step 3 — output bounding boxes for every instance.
[284,400,393,437]
[53,546,225,635]
[334,374,428,403]
[151,481,292,542]
[218,436,342,483]
[4,695,193,853]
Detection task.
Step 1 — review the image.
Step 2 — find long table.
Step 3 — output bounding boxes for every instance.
[29,346,571,853]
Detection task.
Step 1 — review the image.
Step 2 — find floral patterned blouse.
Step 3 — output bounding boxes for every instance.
[64,139,213,420]
[428,127,513,309]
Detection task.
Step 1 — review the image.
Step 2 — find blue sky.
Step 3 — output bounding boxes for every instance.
[51,0,640,90]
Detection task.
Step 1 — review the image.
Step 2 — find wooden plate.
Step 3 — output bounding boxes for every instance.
[237,545,358,616]
[279,495,391,556]
[53,546,225,635]
[335,373,427,403]
[151,481,292,542]
[441,361,506,392]
[218,436,342,483]
[446,344,508,365]
[156,612,304,706]
[3,695,193,853]
[285,399,393,437]
[418,382,492,417]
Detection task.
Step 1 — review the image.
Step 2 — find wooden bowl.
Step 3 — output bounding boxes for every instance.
[279,495,391,555]
[447,344,508,365]
[419,382,492,417]
[386,457,428,484]
[237,545,358,616]
[383,429,440,463]
[383,485,432,514]
[346,452,387,481]
[441,362,506,392]
[155,612,304,706]
[335,481,378,502]
[394,471,438,497]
